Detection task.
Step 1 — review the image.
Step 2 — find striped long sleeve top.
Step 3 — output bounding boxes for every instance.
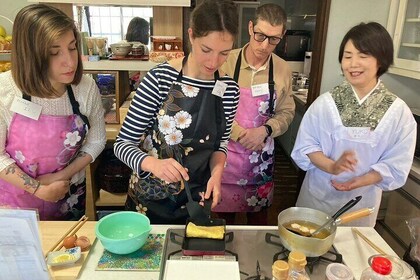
[114,62,240,178]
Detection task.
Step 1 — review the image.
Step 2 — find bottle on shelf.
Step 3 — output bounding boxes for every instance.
[272,260,289,280]
[287,251,310,280]
[360,255,392,280]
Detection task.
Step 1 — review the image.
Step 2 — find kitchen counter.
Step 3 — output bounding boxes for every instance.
[39,222,399,280]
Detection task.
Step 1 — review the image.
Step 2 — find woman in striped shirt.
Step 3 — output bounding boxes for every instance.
[114,0,240,224]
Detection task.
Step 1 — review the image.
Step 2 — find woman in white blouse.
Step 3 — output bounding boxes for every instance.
[0,4,106,220]
[291,22,417,226]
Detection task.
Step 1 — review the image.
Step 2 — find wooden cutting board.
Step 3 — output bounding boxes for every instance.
[39,221,96,280]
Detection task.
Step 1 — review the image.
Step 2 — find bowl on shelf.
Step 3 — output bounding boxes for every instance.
[110,43,132,58]
[95,211,152,255]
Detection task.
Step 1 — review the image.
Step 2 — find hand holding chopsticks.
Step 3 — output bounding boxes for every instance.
[352,227,387,255]
[44,215,88,258]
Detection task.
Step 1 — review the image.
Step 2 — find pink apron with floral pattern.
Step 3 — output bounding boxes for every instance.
[215,52,276,213]
[0,87,88,220]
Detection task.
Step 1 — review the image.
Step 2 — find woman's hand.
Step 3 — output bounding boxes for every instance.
[37,171,68,185]
[205,174,222,208]
[34,180,70,202]
[143,156,189,183]
[331,150,357,175]
[331,170,382,191]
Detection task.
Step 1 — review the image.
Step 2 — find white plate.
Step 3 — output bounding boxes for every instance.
[47,246,81,267]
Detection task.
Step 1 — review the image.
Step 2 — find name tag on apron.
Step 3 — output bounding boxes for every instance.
[251,83,269,97]
[10,96,42,120]
[211,80,227,97]
[347,127,371,140]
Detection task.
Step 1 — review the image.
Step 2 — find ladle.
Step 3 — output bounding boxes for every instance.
[309,195,362,237]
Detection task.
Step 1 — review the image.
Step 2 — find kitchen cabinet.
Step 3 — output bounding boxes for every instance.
[83,60,156,220]
[387,0,420,80]
[377,161,420,256]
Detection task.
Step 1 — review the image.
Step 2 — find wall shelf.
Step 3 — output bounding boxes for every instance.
[33,0,190,6]
[83,60,157,72]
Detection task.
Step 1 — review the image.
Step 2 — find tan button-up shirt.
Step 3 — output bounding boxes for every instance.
[220,44,295,141]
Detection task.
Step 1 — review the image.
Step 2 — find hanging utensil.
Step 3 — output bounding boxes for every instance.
[309,195,362,237]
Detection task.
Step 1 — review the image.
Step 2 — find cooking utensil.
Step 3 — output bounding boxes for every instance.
[175,150,211,225]
[310,196,362,237]
[181,178,211,225]
[44,215,88,258]
[351,228,387,255]
[278,207,374,257]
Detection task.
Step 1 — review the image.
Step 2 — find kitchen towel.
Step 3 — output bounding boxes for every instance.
[96,233,165,271]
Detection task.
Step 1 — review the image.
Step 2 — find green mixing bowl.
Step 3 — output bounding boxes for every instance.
[95,211,152,254]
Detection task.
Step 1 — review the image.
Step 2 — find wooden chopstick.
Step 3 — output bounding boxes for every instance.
[44,215,88,258]
[352,227,387,255]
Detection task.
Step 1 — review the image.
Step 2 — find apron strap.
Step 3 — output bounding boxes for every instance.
[21,86,91,129]
[67,85,91,129]
[233,50,275,116]
[268,56,274,116]
[179,55,220,82]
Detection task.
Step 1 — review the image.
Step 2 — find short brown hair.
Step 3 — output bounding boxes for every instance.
[11,4,83,98]
[338,22,393,77]
[190,0,238,39]
[252,3,287,28]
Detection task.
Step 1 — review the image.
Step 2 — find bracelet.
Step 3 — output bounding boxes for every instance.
[32,181,41,195]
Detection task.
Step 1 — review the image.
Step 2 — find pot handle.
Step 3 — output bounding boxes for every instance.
[332,195,362,219]
[336,207,375,225]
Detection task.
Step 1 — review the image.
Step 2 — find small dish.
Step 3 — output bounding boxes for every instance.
[47,246,81,266]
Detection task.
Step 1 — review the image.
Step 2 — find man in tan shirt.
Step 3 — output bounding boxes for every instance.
[214,3,295,225]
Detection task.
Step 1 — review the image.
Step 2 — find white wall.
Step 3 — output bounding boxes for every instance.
[0,0,28,34]
[320,0,420,110]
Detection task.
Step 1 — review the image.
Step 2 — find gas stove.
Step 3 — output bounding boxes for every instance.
[158,228,343,280]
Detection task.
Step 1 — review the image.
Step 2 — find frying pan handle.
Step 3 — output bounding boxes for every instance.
[332,195,362,219]
[336,207,374,225]
[225,231,234,243]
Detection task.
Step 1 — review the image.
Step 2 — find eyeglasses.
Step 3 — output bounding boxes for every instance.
[253,30,282,45]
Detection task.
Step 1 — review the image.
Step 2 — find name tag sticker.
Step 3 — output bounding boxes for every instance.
[10,96,42,120]
[251,83,269,97]
[211,80,227,97]
[347,127,371,140]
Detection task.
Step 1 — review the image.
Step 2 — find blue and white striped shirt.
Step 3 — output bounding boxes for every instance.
[114,62,239,178]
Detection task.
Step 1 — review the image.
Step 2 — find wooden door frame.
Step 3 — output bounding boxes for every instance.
[306,0,331,108]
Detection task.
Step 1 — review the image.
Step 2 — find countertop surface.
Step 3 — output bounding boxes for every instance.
[39,222,398,280]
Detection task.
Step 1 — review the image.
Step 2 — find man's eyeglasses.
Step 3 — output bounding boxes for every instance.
[253,30,282,45]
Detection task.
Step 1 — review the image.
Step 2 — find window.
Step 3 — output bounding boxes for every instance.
[75,6,153,45]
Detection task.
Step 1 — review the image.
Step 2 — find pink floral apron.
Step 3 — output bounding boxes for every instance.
[215,51,276,213]
[0,86,89,220]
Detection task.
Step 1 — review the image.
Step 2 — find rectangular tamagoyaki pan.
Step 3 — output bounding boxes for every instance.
[182,218,231,256]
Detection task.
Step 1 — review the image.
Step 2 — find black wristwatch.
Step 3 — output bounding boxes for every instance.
[263,124,272,142]
[263,124,272,137]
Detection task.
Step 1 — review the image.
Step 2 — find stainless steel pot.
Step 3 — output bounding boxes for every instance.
[277,207,373,257]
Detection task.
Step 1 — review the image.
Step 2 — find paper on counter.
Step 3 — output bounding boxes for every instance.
[0,209,49,280]
[163,260,240,280]
[334,227,398,280]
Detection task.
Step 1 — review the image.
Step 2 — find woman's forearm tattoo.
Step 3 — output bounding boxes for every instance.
[5,164,38,191]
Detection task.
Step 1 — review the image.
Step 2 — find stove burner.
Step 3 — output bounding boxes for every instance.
[241,260,270,280]
[265,232,343,273]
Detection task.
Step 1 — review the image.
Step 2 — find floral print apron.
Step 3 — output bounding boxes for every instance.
[126,57,226,224]
[215,51,276,213]
[0,86,89,220]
